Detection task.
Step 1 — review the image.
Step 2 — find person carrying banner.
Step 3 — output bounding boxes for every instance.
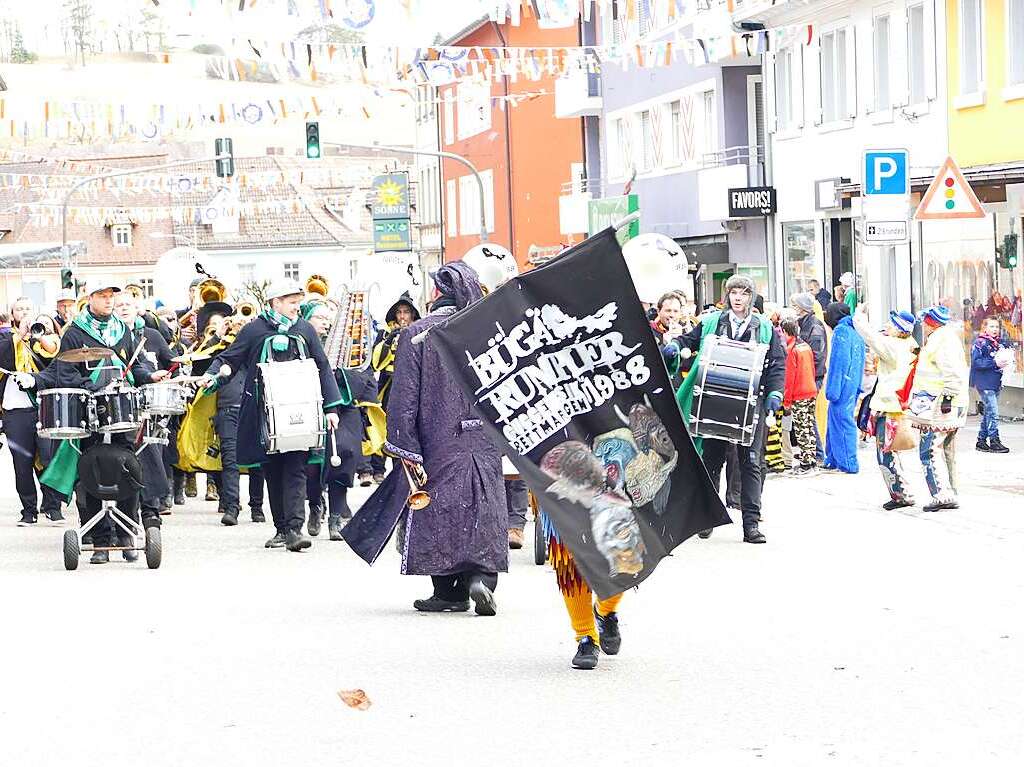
[383,262,507,616]
[673,274,786,544]
[199,280,342,551]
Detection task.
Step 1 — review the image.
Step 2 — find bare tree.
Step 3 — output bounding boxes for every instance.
[62,0,93,66]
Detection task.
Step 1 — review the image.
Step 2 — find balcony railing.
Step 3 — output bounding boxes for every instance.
[700,144,766,186]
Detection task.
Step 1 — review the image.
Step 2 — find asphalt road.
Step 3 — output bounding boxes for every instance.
[2,417,1023,766]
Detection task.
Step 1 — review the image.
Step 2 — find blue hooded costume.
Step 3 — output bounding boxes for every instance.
[824,302,865,473]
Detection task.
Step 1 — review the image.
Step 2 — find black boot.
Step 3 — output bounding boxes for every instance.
[90,550,109,565]
[989,437,1010,454]
[173,473,186,505]
[285,529,312,552]
[572,637,599,670]
[265,531,287,548]
[328,515,344,541]
[697,528,713,539]
[307,505,323,537]
[413,595,470,612]
[251,508,266,523]
[221,508,239,526]
[594,606,621,655]
[976,438,991,452]
[468,576,497,616]
[743,525,766,544]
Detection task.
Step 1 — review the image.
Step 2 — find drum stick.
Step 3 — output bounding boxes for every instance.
[121,337,148,379]
[328,424,342,467]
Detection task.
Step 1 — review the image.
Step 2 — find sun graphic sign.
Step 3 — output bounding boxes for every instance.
[371,173,410,220]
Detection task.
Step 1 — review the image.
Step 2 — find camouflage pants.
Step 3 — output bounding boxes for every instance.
[791,399,818,469]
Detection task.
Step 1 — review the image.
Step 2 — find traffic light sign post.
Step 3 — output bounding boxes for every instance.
[306,122,321,159]
[60,147,235,267]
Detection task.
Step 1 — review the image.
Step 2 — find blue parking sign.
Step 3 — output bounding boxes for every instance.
[863,149,909,196]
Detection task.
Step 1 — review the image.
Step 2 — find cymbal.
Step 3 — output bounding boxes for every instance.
[57,347,115,363]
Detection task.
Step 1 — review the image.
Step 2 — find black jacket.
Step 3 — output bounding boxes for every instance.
[32,321,155,392]
[680,311,787,402]
[211,315,343,467]
[797,312,828,387]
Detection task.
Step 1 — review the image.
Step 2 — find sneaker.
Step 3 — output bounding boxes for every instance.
[743,526,766,544]
[184,474,197,498]
[251,509,266,523]
[572,637,600,670]
[17,512,37,527]
[882,499,915,510]
[307,507,323,537]
[90,550,109,565]
[989,438,1010,454]
[205,481,219,502]
[221,509,239,526]
[594,606,621,655]
[45,510,65,526]
[413,595,470,613]
[328,516,344,541]
[792,464,819,477]
[285,529,312,552]
[469,578,497,616]
[697,528,713,539]
[923,499,960,512]
[265,531,287,548]
[976,439,991,452]
[372,473,385,484]
[357,472,373,488]
[507,528,524,550]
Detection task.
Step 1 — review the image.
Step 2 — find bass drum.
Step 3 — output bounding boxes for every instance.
[259,358,325,454]
[689,335,768,446]
[37,388,92,439]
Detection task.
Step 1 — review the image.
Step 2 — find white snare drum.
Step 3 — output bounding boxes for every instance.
[258,358,324,454]
[141,382,187,415]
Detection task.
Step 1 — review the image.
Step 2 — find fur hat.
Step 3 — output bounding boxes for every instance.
[724,274,755,295]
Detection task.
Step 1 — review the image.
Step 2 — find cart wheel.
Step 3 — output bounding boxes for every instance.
[145,527,162,569]
[533,517,547,566]
[63,530,80,571]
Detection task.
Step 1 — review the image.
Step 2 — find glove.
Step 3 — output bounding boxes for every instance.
[764,393,782,415]
[325,412,340,430]
[14,372,36,390]
[940,395,952,414]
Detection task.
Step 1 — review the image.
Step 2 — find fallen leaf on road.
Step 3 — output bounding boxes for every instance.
[337,689,372,710]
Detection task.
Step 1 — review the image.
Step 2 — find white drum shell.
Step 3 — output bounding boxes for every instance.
[258,358,324,454]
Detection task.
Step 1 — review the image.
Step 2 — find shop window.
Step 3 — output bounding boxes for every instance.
[783,221,818,299]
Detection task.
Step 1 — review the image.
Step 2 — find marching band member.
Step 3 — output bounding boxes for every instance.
[54,289,76,331]
[191,298,233,508]
[200,280,342,552]
[155,305,187,506]
[384,262,507,616]
[369,294,420,484]
[673,274,786,545]
[304,303,333,535]
[15,279,168,563]
[1,304,66,525]
[114,291,175,525]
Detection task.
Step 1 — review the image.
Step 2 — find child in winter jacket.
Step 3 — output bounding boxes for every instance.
[781,319,819,473]
[971,317,1011,453]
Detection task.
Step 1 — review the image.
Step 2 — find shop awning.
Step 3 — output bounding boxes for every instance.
[836,161,1024,197]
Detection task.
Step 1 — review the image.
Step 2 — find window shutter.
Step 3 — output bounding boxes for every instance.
[923,0,937,99]
[845,26,858,118]
[890,8,909,107]
[764,51,779,134]
[863,20,876,113]
[809,39,822,126]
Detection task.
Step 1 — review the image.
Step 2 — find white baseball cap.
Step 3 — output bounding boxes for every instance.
[265,279,305,301]
[84,277,122,296]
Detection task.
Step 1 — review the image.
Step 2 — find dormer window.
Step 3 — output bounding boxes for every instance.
[112,224,132,247]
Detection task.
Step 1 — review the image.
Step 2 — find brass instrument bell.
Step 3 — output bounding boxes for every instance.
[305,274,329,298]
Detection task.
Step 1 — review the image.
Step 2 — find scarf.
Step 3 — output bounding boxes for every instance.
[73,308,126,346]
[262,307,297,334]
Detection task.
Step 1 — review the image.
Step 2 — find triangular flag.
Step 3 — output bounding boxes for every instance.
[914,156,986,220]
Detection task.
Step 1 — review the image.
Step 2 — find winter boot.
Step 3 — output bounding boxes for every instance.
[328,515,344,541]
[976,438,991,452]
[184,473,197,498]
[307,505,323,537]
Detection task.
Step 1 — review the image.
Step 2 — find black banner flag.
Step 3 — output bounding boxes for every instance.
[426,228,730,599]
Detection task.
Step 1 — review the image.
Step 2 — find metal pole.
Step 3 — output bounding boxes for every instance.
[60,154,231,267]
[323,141,488,243]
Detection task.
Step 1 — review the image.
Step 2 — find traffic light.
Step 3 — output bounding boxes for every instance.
[999,233,1019,269]
[214,137,235,178]
[305,121,321,160]
[61,268,73,289]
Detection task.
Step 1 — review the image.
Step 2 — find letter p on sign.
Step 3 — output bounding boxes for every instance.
[863,149,909,197]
